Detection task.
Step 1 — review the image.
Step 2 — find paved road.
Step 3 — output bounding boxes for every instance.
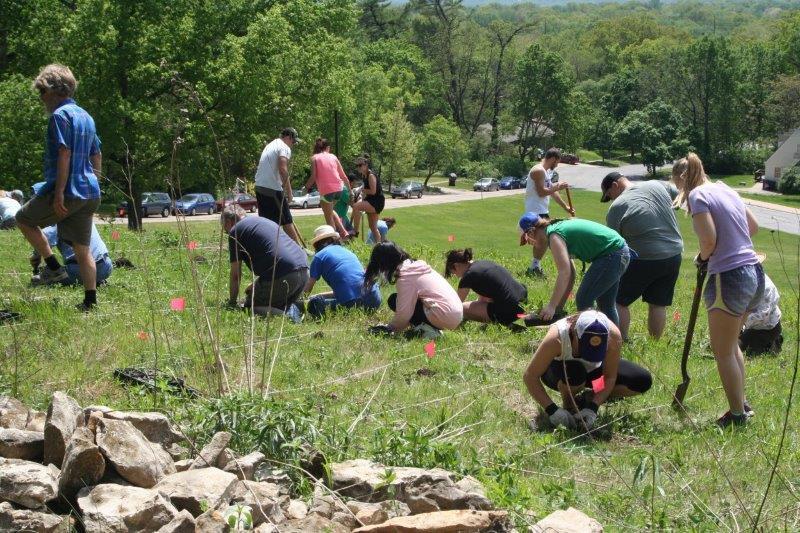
[101,162,799,235]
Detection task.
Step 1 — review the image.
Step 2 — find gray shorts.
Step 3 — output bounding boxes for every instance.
[248,268,309,310]
[16,193,100,246]
[704,263,765,316]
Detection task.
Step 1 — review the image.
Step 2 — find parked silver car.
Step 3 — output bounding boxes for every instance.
[473,178,500,192]
[289,189,321,209]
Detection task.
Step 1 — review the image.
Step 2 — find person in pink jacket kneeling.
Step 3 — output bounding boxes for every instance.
[365,242,463,338]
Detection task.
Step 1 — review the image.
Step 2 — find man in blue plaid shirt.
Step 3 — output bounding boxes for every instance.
[16,64,102,311]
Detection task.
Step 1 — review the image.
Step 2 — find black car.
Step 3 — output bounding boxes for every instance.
[117,192,172,218]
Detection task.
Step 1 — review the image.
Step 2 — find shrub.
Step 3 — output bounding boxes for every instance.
[461,160,499,180]
[778,167,800,194]
[491,155,528,178]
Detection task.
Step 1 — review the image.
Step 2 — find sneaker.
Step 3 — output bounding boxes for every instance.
[743,401,754,416]
[406,323,442,340]
[716,410,751,428]
[523,311,566,327]
[31,266,68,286]
[284,303,303,324]
[525,266,545,278]
[75,301,96,313]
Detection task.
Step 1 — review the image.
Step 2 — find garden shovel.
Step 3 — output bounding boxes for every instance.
[673,266,707,409]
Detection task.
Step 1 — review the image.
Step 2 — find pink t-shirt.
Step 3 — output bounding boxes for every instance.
[311,152,345,196]
[390,260,463,331]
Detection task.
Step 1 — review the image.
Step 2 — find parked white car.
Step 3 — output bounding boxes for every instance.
[289,189,321,209]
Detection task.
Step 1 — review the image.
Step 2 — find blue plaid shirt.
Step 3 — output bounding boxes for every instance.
[39,99,101,200]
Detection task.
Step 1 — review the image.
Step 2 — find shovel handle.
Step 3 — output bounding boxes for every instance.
[680,267,707,380]
[565,186,574,216]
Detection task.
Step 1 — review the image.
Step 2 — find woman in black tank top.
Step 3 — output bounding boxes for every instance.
[352,156,386,244]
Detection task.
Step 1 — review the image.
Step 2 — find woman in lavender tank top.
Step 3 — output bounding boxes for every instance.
[674,153,764,428]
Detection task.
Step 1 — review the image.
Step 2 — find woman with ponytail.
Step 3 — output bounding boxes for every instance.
[445,248,528,326]
[304,138,353,239]
[675,153,763,428]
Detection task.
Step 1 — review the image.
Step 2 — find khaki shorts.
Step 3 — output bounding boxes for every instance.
[16,193,100,246]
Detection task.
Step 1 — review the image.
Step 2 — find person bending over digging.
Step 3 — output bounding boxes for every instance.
[444,248,528,327]
[303,225,381,318]
[519,213,630,327]
[222,205,308,323]
[739,271,783,356]
[523,310,652,431]
[31,223,113,286]
[366,217,396,244]
[365,242,462,339]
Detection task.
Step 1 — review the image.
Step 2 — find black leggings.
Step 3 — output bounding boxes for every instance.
[542,359,652,394]
[387,293,433,327]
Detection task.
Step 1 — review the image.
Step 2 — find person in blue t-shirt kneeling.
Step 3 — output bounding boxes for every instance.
[366,217,395,245]
[304,225,381,318]
[31,223,113,286]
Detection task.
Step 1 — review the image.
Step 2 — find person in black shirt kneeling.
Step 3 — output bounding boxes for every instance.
[445,248,528,326]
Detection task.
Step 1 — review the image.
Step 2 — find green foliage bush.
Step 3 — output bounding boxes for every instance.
[704,145,774,175]
[492,155,528,178]
[778,166,800,194]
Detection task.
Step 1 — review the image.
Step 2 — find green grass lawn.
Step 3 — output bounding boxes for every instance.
[1,191,798,529]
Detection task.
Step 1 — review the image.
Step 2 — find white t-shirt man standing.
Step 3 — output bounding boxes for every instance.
[524,148,573,276]
[254,127,301,244]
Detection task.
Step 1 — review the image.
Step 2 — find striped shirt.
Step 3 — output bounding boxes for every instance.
[39,99,101,200]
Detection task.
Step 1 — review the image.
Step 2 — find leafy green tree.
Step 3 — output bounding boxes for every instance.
[0,75,46,189]
[510,43,575,163]
[377,100,417,188]
[417,115,467,187]
[614,110,653,159]
[586,111,616,162]
[617,99,689,174]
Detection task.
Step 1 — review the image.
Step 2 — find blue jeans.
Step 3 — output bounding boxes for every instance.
[65,256,113,286]
[308,284,382,318]
[575,245,630,326]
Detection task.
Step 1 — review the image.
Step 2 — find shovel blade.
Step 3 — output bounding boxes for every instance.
[672,380,690,409]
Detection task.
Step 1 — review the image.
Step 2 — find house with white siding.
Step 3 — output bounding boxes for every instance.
[764,128,800,188]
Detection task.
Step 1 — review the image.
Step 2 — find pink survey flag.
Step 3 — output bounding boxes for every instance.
[137,331,148,341]
[591,375,605,394]
[187,241,198,250]
[424,341,436,358]
[111,231,120,241]
[170,298,186,311]
[673,310,681,322]
[517,313,526,319]
[447,235,455,242]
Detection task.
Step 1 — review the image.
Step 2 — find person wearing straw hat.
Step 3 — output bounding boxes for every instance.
[303,225,381,318]
[522,310,652,430]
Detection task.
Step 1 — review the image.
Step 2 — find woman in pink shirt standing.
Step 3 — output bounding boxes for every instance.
[364,242,463,337]
[304,138,353,239]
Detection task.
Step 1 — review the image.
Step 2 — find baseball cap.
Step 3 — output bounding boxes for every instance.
[280,127,301,143]
[518,212,540,246]
[575,310,610,362]
[600,172,623,203]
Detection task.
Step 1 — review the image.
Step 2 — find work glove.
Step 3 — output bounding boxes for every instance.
[368,324,394,336]
[576,408,598,430]
[547,407,576,430]
[694,253,709,274]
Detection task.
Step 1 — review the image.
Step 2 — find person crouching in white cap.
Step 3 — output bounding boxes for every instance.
[303,225,382,318]
[523,310,652,430]
[0,190,24,230]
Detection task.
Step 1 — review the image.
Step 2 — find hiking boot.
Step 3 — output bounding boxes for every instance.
[31,266,68,286]
[525,266,545,278]
[716,410,751,428]
[523,311,566,327]
[75,301,96,313]
[405,323,442,340]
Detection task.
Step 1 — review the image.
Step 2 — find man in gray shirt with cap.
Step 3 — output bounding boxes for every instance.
[601,172,683,339]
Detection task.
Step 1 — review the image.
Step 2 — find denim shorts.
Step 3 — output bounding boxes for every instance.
[704,263,765,316]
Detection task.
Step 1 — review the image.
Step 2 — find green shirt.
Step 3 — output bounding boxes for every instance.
[333,186,350,219]
[546,219,625,262]
[605,181,683,260]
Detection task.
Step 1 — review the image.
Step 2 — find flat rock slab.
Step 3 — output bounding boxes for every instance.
[154,467,238,517]
[353,509,509,533]
[0,428,44,461]
[230,480,286,526]
[0,501,68,532]
[43,392,83,468]
[58,427,105,500]
[224,451,266,480]
[279,514,351,533]
[0,396,33,430]
[77,483,180,533]
[532,507,603,533]
[0,458,59,509]
[96,418,175,488]
[104,410,184,447]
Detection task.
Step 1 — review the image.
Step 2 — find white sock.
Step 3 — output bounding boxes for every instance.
[531,259,541,269]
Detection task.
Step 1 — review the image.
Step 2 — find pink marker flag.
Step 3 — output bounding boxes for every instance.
[591,375,605,394]
[111,231,120,241]
[424,341,436,358]
[673,310,681,322]
[170,297,186,311]
[567,292,574,300]
[447,235,455,242]
[517,313,527,319]
[187,240,198,250]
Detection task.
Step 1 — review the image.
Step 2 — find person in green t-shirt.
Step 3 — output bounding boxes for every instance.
[333,185,353,233]
[519,213,630,326]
